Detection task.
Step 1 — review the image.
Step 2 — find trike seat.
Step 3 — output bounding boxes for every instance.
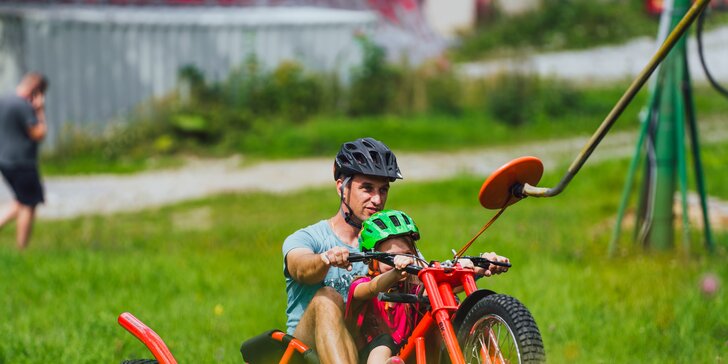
[240,329,319,364]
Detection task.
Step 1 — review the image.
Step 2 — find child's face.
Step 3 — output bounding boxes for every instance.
[376,237,415,273]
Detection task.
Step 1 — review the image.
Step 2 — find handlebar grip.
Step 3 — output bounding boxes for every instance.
[403,265,423,274]
[467,256,512,268]
[347,252,367,262]
[377,292,422,304]
[490,260,512,268]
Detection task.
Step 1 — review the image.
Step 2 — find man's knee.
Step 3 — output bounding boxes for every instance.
[294,287,347,348]
[310,286,345,312]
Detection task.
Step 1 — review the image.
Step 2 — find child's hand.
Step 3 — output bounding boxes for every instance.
[393,255,415,277]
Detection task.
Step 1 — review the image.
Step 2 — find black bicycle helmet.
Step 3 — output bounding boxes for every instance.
[333,137,402,181]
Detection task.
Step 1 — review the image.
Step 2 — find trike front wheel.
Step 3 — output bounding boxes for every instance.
[456,294,545,363]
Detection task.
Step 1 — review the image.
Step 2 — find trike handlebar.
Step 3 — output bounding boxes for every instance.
[348,252,423,275]
[348,252,512,275]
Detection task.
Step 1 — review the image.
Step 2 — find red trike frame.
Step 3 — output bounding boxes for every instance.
[396,262,504,364]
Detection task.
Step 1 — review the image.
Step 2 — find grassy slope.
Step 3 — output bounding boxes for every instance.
[3,139,728,362]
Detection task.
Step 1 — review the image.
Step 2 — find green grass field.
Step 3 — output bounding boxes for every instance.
[3,141,728,363]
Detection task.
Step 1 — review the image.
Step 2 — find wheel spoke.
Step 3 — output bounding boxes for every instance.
[464,315,519,364]
[488,325,505,363]
[478,332,490,364]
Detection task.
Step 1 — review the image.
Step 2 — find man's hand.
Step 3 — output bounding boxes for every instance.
[477,252,510,277]
[30,92,45,112]
[27,97,47,142]
[321,246,353,271]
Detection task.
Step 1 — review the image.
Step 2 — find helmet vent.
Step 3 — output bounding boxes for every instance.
[370,151,382,167]
[337,155,350,166]
[353,152,367,165]
[401,214,410,224]
[373,218,387,230]
[389,215,401,227]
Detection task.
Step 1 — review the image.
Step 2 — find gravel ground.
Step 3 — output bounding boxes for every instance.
[2,123,727,220]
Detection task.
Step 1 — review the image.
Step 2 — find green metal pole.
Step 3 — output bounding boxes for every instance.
[645,0,692,250]
[649,57,679,250]
[672,59,691,253]
[682,64,715,251]
[609,95,653,256]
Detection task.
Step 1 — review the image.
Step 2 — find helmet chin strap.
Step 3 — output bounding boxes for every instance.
[339,176,362,229]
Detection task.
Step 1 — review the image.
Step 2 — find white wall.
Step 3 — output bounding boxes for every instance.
[423,0,476,38]
[496,0,541,15]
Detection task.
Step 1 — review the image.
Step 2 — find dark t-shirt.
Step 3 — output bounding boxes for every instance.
[0,94,39,168]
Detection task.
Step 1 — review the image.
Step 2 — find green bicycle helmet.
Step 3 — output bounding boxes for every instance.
[359,210,420,252]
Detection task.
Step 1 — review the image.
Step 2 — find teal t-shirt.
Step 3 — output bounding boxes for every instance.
[282,220,367,334]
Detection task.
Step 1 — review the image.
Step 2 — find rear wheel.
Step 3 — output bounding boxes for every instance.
[456,294,545,363]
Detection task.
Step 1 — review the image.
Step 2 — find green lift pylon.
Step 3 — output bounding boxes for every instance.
[610,0,714,254]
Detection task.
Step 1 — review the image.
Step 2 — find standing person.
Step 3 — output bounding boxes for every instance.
[0,73,48,250]
[283,137,402,363]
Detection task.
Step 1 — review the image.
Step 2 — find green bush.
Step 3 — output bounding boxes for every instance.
[486,72,540,126]
[484,72,584,127]
[265,62,324,122]
[348,35,403,116]
[424,58,464,116]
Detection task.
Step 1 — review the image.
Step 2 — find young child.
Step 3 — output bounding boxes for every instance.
[345,210,511,364]
[345,209,423,364]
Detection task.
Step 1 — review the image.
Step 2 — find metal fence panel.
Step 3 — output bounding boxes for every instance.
[0,5,376,146]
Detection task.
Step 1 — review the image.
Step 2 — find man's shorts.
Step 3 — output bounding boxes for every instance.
[0,165,44,207]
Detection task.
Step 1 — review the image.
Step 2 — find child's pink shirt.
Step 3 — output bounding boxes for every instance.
[345,276,420,347]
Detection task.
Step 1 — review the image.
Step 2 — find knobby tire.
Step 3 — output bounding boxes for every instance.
[456,294,545,364]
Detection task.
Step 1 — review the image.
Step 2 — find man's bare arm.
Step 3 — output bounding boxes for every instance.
[286,248,332,285]
[287,246,354,284]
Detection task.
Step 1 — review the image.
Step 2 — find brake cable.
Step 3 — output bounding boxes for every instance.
[453,194,512,261]
[696,8,728,98]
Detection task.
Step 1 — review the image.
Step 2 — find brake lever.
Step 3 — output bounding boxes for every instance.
[466,256,513,268]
